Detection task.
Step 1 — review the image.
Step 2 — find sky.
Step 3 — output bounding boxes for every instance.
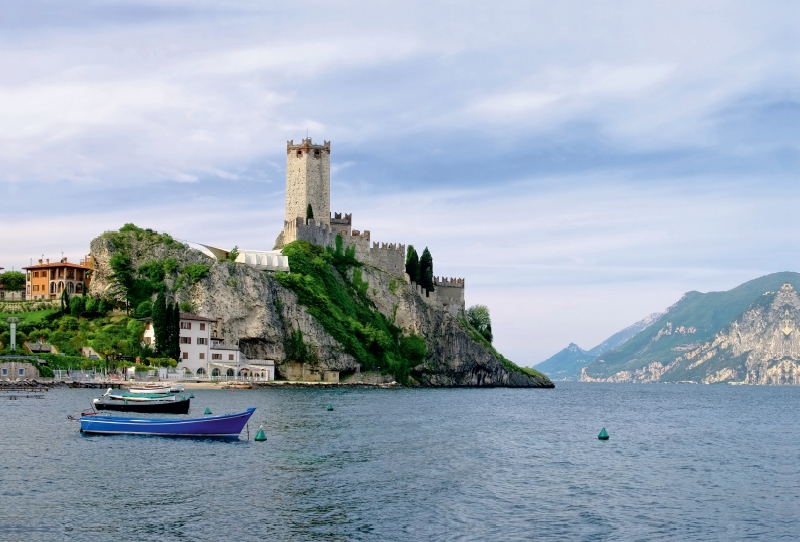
[2,0,800,365]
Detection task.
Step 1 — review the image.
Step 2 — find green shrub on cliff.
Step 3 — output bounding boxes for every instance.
[276,240,425,383]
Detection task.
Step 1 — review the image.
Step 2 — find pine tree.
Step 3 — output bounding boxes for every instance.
[306,204,314,224]
[419,247,434,292]
[152,292,167,356]
[405,245,420,284]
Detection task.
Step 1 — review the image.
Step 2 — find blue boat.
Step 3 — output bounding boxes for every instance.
[80,408,256,438]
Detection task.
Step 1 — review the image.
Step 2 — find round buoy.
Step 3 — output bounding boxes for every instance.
[254,426,267,441]
[598,428,609,440]
[204,407,212,415]
[327,404,334,411]
[189,393,194,399]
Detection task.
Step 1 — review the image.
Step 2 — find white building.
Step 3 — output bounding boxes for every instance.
[200,245,290,272]
[141,312,274,380]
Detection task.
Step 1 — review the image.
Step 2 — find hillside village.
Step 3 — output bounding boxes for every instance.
[1,139,547,387]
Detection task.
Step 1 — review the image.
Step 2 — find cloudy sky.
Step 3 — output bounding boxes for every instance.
[2,0,800,364]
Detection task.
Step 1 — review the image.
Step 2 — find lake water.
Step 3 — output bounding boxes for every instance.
[2,382,799,541]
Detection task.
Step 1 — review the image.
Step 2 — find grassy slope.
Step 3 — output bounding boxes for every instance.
[586,272,800,378]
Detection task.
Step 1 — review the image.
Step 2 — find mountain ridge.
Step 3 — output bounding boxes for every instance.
[581,272,800,384]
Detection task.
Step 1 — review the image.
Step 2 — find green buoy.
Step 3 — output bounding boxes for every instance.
[254,426,267,441]
[327,404,333,411]
[189,393,194,399]
[204,407,212,415]
[598,427,609,440]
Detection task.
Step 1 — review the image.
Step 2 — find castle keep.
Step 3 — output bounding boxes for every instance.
[285,139,331,226]
[276,138,465,316]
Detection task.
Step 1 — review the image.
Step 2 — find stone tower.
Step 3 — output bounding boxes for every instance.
[285,138,331,226]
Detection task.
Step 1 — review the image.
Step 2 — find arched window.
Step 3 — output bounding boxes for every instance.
[50,283,56,294]
[68,282,74,293]
[226,368,234,377]
[196,368,205,375]
[211,368,220,377]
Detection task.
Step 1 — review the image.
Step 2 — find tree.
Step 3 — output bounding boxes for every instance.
[226,246,239,263]
[135,300,153,318]
[405,245,420,284]
[466,304,493,343]
[108,253,136,313]
[0,271,25,291]
[419,247,434,292]
[69,295,85,316]
[152,292,168,356]
[164,302,181,361]
[306,203,314,224]
[60,289,70,313]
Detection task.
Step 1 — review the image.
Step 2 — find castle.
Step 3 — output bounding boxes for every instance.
[275,138,466,316]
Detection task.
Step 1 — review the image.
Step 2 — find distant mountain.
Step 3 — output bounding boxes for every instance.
[535,343,595,381]
[535,312,663,380]
[581,272,800,384]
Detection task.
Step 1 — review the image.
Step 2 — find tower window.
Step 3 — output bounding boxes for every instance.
[296,150,302,157]
[314,149,320,158]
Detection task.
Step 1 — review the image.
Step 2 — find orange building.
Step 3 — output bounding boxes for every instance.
[24,255,94,300]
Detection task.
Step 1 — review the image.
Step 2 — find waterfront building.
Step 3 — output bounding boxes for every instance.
[0,361,39,379]
[23,255,94,300]
[141,312,274,380]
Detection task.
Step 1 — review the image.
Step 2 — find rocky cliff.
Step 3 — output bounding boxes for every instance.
[580,274,800,384]
[89,229,552,388]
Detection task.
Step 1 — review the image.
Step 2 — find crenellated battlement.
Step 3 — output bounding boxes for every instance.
[287,138,331,154]
[434,276,465,288]
[372,242,405,252]
[330,212,352,225]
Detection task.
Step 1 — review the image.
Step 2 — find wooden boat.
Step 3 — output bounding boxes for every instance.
[101,388,178,402]
[127,385,172,394]
[93,396,191,414]
[222,383,252,389]
[108,393,179,402]
[80,408,256,438]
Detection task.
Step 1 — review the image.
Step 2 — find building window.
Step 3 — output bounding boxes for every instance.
[199,353,205,360]
[211,368,219,376]
[226,369,234,377]
[212,354,222,360]
[1,368,6,376]
[18,369,24,376]
[196,368,205,375]
[229,354,234,361]
[145,322,150,330]
[182,352,188,360]
[180,322,192,330]
[145,337,151,345]
[180,337,191,344]
[197,338,206,345]
[200,323,206,331]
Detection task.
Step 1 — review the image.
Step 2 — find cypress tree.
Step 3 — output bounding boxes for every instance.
[152,292,167,356]
[419,247,434,292]
[171,301,182,361]
[165,301,174,359]
[405,245,420,284]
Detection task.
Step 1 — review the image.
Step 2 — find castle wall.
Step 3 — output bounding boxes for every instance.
[286,139,331,226]
[433,277,465,316]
